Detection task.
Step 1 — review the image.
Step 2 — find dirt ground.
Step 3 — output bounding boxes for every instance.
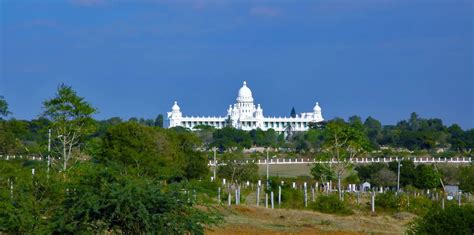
[206,206,415,235]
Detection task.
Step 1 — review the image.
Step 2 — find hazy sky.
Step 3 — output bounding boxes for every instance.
[1,0,473,128]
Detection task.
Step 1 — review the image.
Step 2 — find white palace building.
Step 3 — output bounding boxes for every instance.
[167,81,324,132]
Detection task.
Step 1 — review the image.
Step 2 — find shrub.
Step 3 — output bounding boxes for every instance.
[280,188,304,209]
[407,195,433,215]
[407,204,474,234]
[374,192,399,211]
[309,194,353,215]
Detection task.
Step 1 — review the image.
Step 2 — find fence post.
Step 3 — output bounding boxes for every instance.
[228,192,231,206]
[265,193,268,208]
[407,193,410,208]
[312,187,315,202]
[256,186,260,206]
[304,183,308,207]
[235,189,239,205]
[218,187,221,204]
[278,186,281,206]
[371,192,375,213]
[458,192,462,206]
[271,191,274,209]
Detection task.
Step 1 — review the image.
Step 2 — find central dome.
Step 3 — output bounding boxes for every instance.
[237,81,254,103]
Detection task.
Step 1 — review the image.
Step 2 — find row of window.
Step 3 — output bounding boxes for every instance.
[179,121,309,129]
[264,122,308,128]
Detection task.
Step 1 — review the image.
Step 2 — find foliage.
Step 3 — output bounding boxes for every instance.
[0,161,220,234]
[211,127,252,150]
[373,192,400,212]
[355,163,387,184]
[309,194,353,215]
[0,122,25,155]
[52,163,220,234]
[407,204,474,235]
[414,164,440,189]
[371,168,397,187]
[407,195,433,215]
[0,95,11,118]
[217,152,258,184]
[280,187,304,209]
[99,122,208,181]
[388,160,416,187]
[310,163,336,183]
[290,107,296,118]
[154,114,164,127]
[42,84,97,171]
[321,119,370,199]
[458,164,474,193]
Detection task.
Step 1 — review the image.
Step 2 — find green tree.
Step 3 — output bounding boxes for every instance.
[388,159,416,187]
[47,163,219,234]
[458,165,474,193]
[42,84,97,171]
[364,116,382,149]
[407,204,474,235]
[310,163,336,184]
[371,168,397,187]
[290,107,296,118]
[414,164,440,189]
[100,122,181,179]
[211,127,251,150]
[355,163,386,183]
[217,152,258,184]
[154,114,164,127]
[0,95,11,118]
[321,119,370,200]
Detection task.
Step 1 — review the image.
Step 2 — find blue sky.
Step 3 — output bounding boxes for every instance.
[1,0,473,128]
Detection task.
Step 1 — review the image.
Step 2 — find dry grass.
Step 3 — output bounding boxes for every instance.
[258,164,312,177]
[206,205,414,235]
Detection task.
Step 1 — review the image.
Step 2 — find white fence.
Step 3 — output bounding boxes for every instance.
[1,155,471,166]
[209,156,472,166]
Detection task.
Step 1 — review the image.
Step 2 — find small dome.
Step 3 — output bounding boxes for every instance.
[237,81,254,103]
[172,101,180,111]
[313,102,321,112]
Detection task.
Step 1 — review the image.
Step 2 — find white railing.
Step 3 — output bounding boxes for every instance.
[1,155,471,166]
[208,156,472,166]
[0,155,44,161]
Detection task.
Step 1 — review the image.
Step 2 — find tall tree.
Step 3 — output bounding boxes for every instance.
[0,95,11,118]
[321,119,370,200]
[42,84,97,171]
[154,114,164,127]
[371,168,397,187]
[364,116,382,148]
[290,107,296,118]
[311,163,336,185]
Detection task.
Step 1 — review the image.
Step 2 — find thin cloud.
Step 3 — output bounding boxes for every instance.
[250,6,280,17]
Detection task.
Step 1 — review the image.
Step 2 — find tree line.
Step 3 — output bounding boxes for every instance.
[1,85,218,233]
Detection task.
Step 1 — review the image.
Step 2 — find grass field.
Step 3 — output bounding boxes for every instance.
[258,164,313,177]
[206,206,414,234]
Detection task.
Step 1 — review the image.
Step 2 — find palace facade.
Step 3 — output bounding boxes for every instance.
[167,81,324,132]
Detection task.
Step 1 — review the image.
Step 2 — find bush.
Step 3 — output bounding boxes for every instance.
[407,195,433,215]
[407,204,474,234]
[374,192,400,211]
[280,188,304,209]
[309,194,353,215]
